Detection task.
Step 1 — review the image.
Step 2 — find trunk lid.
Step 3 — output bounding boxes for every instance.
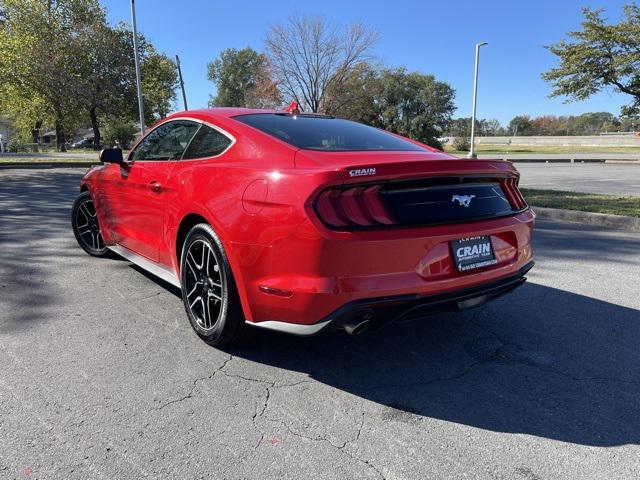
[294,149,519,183]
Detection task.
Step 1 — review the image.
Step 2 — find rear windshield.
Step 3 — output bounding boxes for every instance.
[233,113,426,152]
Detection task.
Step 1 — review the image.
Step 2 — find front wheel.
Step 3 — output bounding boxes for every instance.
[180,223,250,346]
[71,191,111,257]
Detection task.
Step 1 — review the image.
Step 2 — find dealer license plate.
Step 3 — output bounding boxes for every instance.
[451,236,497,272]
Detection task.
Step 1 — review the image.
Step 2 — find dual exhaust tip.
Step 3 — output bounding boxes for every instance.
[343,310,374,335]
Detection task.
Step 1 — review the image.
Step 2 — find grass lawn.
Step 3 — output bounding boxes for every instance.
[444,145,640,154]
[521,188,640,217]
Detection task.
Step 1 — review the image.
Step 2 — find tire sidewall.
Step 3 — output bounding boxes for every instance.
[72,191,109,256]
[180,224,235,343]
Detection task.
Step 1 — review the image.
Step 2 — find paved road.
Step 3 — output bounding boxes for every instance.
[514,163,640,196]
[475,153,640,161]
[1,168,639,479]
[0,152,96,158]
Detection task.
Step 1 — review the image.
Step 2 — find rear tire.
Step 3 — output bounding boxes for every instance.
[71,191,111,257]
[180,223,250,346]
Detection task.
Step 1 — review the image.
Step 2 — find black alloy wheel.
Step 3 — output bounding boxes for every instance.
[72,191,110,257]
[180,223,250,345]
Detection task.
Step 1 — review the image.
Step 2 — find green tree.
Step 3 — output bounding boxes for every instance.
[73,22,137,148]
[570,112,618,135]
[0,83,52,147]
[447,117,472,137]
[102,117,137,148]
[141,52,178,121]
[323,62,381,123]
[542,4,640,116]
[447,117,503,137]
[324,66,455,148]
[620,116,640,132]
[207,47,279,107]
[105,23,179,127]
[370,68,455,148]
[0,0,102,150]
[508,115,533,136]
[480,118,503,136]
[0,3,178,150]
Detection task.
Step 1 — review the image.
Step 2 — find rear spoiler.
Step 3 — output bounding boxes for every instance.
[338,159,519,184]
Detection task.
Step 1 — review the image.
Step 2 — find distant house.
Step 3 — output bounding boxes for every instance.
[42,127,94,145]
[73,128,94,143]
[42,130,57,144]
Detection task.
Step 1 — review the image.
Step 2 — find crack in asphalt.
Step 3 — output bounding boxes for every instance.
[358,308,640,396]
[264,410,386,480]
[364,360,486,393]
[237,378,386,479]
[251,385,272,451]
[154,355,234,410]
[334,413,388,480]
[468,310,640,386]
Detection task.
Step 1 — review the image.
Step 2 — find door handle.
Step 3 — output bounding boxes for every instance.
[149,181,162,193]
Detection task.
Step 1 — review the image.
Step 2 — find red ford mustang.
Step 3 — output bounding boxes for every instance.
[72,107,534,345]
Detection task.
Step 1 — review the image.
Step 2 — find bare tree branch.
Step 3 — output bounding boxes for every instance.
[265,15,379,112]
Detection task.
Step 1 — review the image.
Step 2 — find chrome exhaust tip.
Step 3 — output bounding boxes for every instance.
[343,310,374,335]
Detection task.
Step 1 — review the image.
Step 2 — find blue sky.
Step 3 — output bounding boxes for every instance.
[103,0,630,125]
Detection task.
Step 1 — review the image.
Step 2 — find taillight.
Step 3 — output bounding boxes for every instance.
[315,185,396,228]
[501,178,527,210]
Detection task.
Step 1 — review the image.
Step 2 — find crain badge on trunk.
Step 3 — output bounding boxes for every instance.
[349,167,376,177]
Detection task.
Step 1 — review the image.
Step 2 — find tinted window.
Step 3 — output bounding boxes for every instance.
[182,124,233,159]
[130,120,199,161]
[234,114,425,152]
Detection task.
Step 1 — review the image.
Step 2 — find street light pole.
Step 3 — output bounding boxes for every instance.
[468,42,487,159]
[175,55,188,111]
[131,0,145,136]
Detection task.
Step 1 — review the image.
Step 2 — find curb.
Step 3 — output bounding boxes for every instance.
[499,159,638,163]
[533,206,640,232]
[508,158,604,163]
[453,155,639,163]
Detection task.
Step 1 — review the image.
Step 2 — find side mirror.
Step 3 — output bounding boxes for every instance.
[99,148,124,164]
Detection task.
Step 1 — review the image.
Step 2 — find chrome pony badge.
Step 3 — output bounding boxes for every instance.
[451,194,476,207]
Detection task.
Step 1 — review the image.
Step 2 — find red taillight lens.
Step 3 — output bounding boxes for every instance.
[501,178,527,210]
[316,190,349,227]
[315,185,396,228]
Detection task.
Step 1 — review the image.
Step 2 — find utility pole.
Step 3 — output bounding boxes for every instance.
[175,55,188,111]
[131,0,145,135]
[468,42,487,159]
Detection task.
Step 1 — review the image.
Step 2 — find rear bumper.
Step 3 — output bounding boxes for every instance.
[249,261,534,335]
[239,208,534,326]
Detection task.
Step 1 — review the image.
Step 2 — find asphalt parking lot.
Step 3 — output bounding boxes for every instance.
[514,162,640,196]
[1,168,639,479]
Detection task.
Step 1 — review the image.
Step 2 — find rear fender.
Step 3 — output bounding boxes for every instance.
[170,204,255,321]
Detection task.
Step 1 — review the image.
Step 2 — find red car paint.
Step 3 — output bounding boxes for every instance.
[80,108,534,330]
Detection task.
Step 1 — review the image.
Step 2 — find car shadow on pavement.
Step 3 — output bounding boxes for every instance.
[224,283,640,448]
[0,169,86,332]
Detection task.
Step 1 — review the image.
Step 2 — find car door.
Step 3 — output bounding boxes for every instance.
[103,120,200,262]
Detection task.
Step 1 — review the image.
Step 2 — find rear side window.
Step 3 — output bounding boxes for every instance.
[130,120,200,161]
[233,113,425,152]
[182,124,233,159]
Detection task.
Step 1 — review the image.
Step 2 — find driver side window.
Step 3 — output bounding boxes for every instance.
[130,120,199,161]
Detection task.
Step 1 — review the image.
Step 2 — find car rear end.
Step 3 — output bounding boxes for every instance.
[231,114,534,334]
